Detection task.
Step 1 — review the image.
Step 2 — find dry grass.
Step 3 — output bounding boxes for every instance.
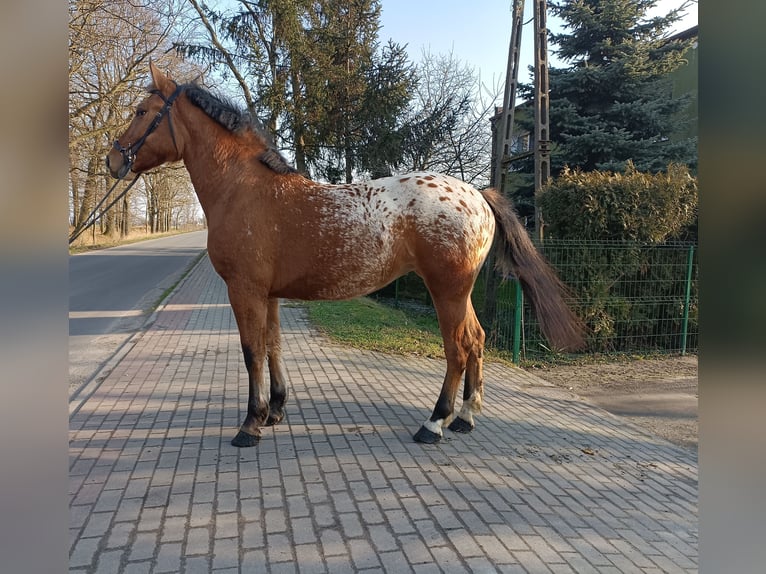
[69,225,205,253]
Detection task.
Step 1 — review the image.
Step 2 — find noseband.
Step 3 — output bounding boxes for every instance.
[112,83,184,174]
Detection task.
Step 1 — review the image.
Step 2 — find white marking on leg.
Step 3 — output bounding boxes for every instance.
[423,418,444,437]
[456,405,475,427]
[467,390,483,413]
[456,391,482,426]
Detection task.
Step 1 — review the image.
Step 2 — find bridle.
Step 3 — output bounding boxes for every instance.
[69,83,185,245]
[111,82,184,176]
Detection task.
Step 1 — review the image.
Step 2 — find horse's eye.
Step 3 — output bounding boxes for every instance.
[136,109,147,118]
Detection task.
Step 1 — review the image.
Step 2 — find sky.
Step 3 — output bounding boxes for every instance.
[378,0,698,98]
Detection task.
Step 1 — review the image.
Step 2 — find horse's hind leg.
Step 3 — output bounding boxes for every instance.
[449,306,485,434]
[265,298,288,426]
[413,291,476,444]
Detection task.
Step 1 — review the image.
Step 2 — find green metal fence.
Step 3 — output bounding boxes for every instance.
[475,240,699,361]
[383,240,699,363]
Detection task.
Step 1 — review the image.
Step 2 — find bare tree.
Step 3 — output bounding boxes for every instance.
[142,167,198,233]
[402,49,501,186]
[68,0,197,237]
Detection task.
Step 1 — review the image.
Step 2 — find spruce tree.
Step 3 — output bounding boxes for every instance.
[307,0,414,182]
[176,0,413,182]
[546,0,697,174]
[508,0,696,226]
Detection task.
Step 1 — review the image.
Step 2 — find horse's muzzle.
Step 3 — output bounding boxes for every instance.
[106,147,131,180]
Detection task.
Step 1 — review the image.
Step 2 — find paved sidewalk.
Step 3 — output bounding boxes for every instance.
[69,255,698,573]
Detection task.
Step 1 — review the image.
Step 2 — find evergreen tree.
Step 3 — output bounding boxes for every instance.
[307,0,414,182]
[545,0,697,174]
[176,0,413,182]
[355,40,416,179]
[508,0,696,226]
[179,0,311,168]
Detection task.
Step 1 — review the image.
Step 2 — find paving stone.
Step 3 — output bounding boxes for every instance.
[69,536,100,568]
[154,542,182,573]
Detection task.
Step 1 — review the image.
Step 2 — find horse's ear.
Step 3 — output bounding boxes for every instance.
[149,60,174,95]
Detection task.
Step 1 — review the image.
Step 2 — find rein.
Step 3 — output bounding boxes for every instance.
[69,83,184,245]
[68,173,142,244]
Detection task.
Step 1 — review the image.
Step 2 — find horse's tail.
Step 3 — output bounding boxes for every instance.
[481,188,586,352]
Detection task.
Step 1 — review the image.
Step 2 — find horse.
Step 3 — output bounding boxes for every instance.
[107,62,585,447]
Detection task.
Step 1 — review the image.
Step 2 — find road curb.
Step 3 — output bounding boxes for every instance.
[68,250,208,416]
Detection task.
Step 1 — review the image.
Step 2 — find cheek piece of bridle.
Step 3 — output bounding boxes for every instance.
[112,82,184,174]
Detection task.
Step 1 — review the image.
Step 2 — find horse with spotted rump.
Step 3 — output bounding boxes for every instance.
[106,63,585,447]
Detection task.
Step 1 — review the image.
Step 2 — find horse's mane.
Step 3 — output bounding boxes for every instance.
[178,83,297,175]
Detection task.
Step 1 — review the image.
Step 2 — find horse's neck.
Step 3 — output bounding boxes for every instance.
[180,120,267,216]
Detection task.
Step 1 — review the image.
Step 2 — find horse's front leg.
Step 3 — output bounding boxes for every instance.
[228,288,270,448]
[265,297,288,426]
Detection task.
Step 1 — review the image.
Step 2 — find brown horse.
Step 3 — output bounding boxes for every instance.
[107,62,584,447]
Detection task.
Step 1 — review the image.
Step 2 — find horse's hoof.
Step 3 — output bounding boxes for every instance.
[265,411,285,426]
[413,425,442,444]
[448,417,474,434]
[231,429,260,447]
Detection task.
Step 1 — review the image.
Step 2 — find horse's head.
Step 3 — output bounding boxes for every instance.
[106,62,184,179]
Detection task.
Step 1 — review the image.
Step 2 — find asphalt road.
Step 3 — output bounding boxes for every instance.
[69,230,208,395]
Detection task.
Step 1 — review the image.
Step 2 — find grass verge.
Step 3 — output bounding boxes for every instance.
[303,297,515,365]
[305,298,444,358]
[150,250,208,313]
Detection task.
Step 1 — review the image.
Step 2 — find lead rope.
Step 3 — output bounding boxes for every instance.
[68,172,142,245]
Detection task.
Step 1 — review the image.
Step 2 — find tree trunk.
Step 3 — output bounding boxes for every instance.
[70,170,80,226]
[120,195,129,237]
[75,156,99,230]
[290,68,309,176]
[344,120,353,183]
[148,190,157,233]
[103,204,115,237]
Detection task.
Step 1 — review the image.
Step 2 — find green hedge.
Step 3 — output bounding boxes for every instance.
[538,162,697,243]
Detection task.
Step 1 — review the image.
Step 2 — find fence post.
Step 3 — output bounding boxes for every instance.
[680,244,695,355]
[513,278,523,363]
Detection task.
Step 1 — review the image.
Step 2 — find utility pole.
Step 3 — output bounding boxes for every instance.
[492,0,550,241]
[533,0,551,242]
[491,0,525,193]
